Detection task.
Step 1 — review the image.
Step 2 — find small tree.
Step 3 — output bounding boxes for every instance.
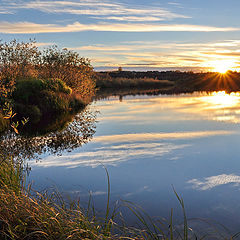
[38,46,95,101]
[0,39,40,78]
[0,39,40,98]
[0,40,95,105]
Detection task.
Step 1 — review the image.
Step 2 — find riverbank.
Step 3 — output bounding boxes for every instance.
[96,70,240,93]
[0,158,114,239]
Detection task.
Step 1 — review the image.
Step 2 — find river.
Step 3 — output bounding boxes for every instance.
[25,91,240,233]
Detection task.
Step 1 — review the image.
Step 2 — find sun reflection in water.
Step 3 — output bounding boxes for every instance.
[201,91,240,109]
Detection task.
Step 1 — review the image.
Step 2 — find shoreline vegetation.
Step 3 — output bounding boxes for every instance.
[0,40,95,133]
[96,69,240,95]
[1,40,240,239]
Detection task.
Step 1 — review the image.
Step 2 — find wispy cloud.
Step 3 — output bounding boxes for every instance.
[72,40,240,68]
[0,21,238,34]
[0,10,12,14]
[31,130,232,168]
[202,51,240,57]
[91,16,166,22]
[168,2,183,8]
[188,174,240,190]
[124,186,151,197]
[73,40,240,52]
[6,0,190,21]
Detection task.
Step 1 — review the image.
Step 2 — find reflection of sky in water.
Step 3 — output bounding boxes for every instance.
[96,91,240,124]
[29,92,240,232]
[188,174,240,190]
[31,131,231,168]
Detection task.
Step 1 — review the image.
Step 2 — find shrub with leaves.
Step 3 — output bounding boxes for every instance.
[0,40,95,105]
[0,39,40,98]
[12,77,84,124]
[38,46,95,101]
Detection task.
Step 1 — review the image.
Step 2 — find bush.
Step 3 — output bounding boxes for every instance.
[0,40,95,107]
[14,103,42,124]
[12,78,85,123]
[38,46,95,101]
[42,78,72,95]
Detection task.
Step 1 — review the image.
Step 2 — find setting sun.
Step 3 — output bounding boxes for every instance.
[211,60,236,74]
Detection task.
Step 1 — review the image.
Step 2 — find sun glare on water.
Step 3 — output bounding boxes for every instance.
[202,91,240,108]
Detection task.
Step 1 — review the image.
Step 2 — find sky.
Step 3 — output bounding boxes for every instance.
[0,0,240,72]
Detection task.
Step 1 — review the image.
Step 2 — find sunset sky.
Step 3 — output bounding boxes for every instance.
[1,0,240,71]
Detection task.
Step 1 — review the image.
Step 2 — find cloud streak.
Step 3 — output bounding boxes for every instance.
[6,0,190,21]
[73,40,240,68]
[31,130,232,168]
[0,21,238,34]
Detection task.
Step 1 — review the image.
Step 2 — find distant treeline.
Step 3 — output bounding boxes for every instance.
[96,70,240,92]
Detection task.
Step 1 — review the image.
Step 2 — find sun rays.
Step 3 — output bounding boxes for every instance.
[209,59,238,74]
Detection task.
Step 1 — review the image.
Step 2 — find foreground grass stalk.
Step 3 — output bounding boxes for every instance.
[173,188,188,240]
[103,165,112,235]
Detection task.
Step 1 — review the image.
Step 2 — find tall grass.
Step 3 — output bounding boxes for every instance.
[0,158,115,239]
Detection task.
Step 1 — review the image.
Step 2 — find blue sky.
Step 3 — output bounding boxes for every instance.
[1,0,240,71]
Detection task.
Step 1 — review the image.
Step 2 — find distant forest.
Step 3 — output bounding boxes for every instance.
[96,70,240,92]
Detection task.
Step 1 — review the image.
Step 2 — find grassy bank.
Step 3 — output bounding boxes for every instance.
[0,158,115,240]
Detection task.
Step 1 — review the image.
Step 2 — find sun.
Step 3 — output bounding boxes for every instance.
[211,60,236,74]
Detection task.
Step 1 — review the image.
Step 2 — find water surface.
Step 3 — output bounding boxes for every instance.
[28,91,240,232]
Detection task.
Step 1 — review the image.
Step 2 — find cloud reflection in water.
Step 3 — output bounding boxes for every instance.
[188,174,240,190]
[33,141,188,168]
[32,130,232,168]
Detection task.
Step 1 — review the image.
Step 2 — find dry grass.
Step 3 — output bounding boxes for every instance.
[0,158,115,240]
[96,77,174,89]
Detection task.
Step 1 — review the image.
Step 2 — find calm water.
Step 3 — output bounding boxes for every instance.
[28,91,240,232]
